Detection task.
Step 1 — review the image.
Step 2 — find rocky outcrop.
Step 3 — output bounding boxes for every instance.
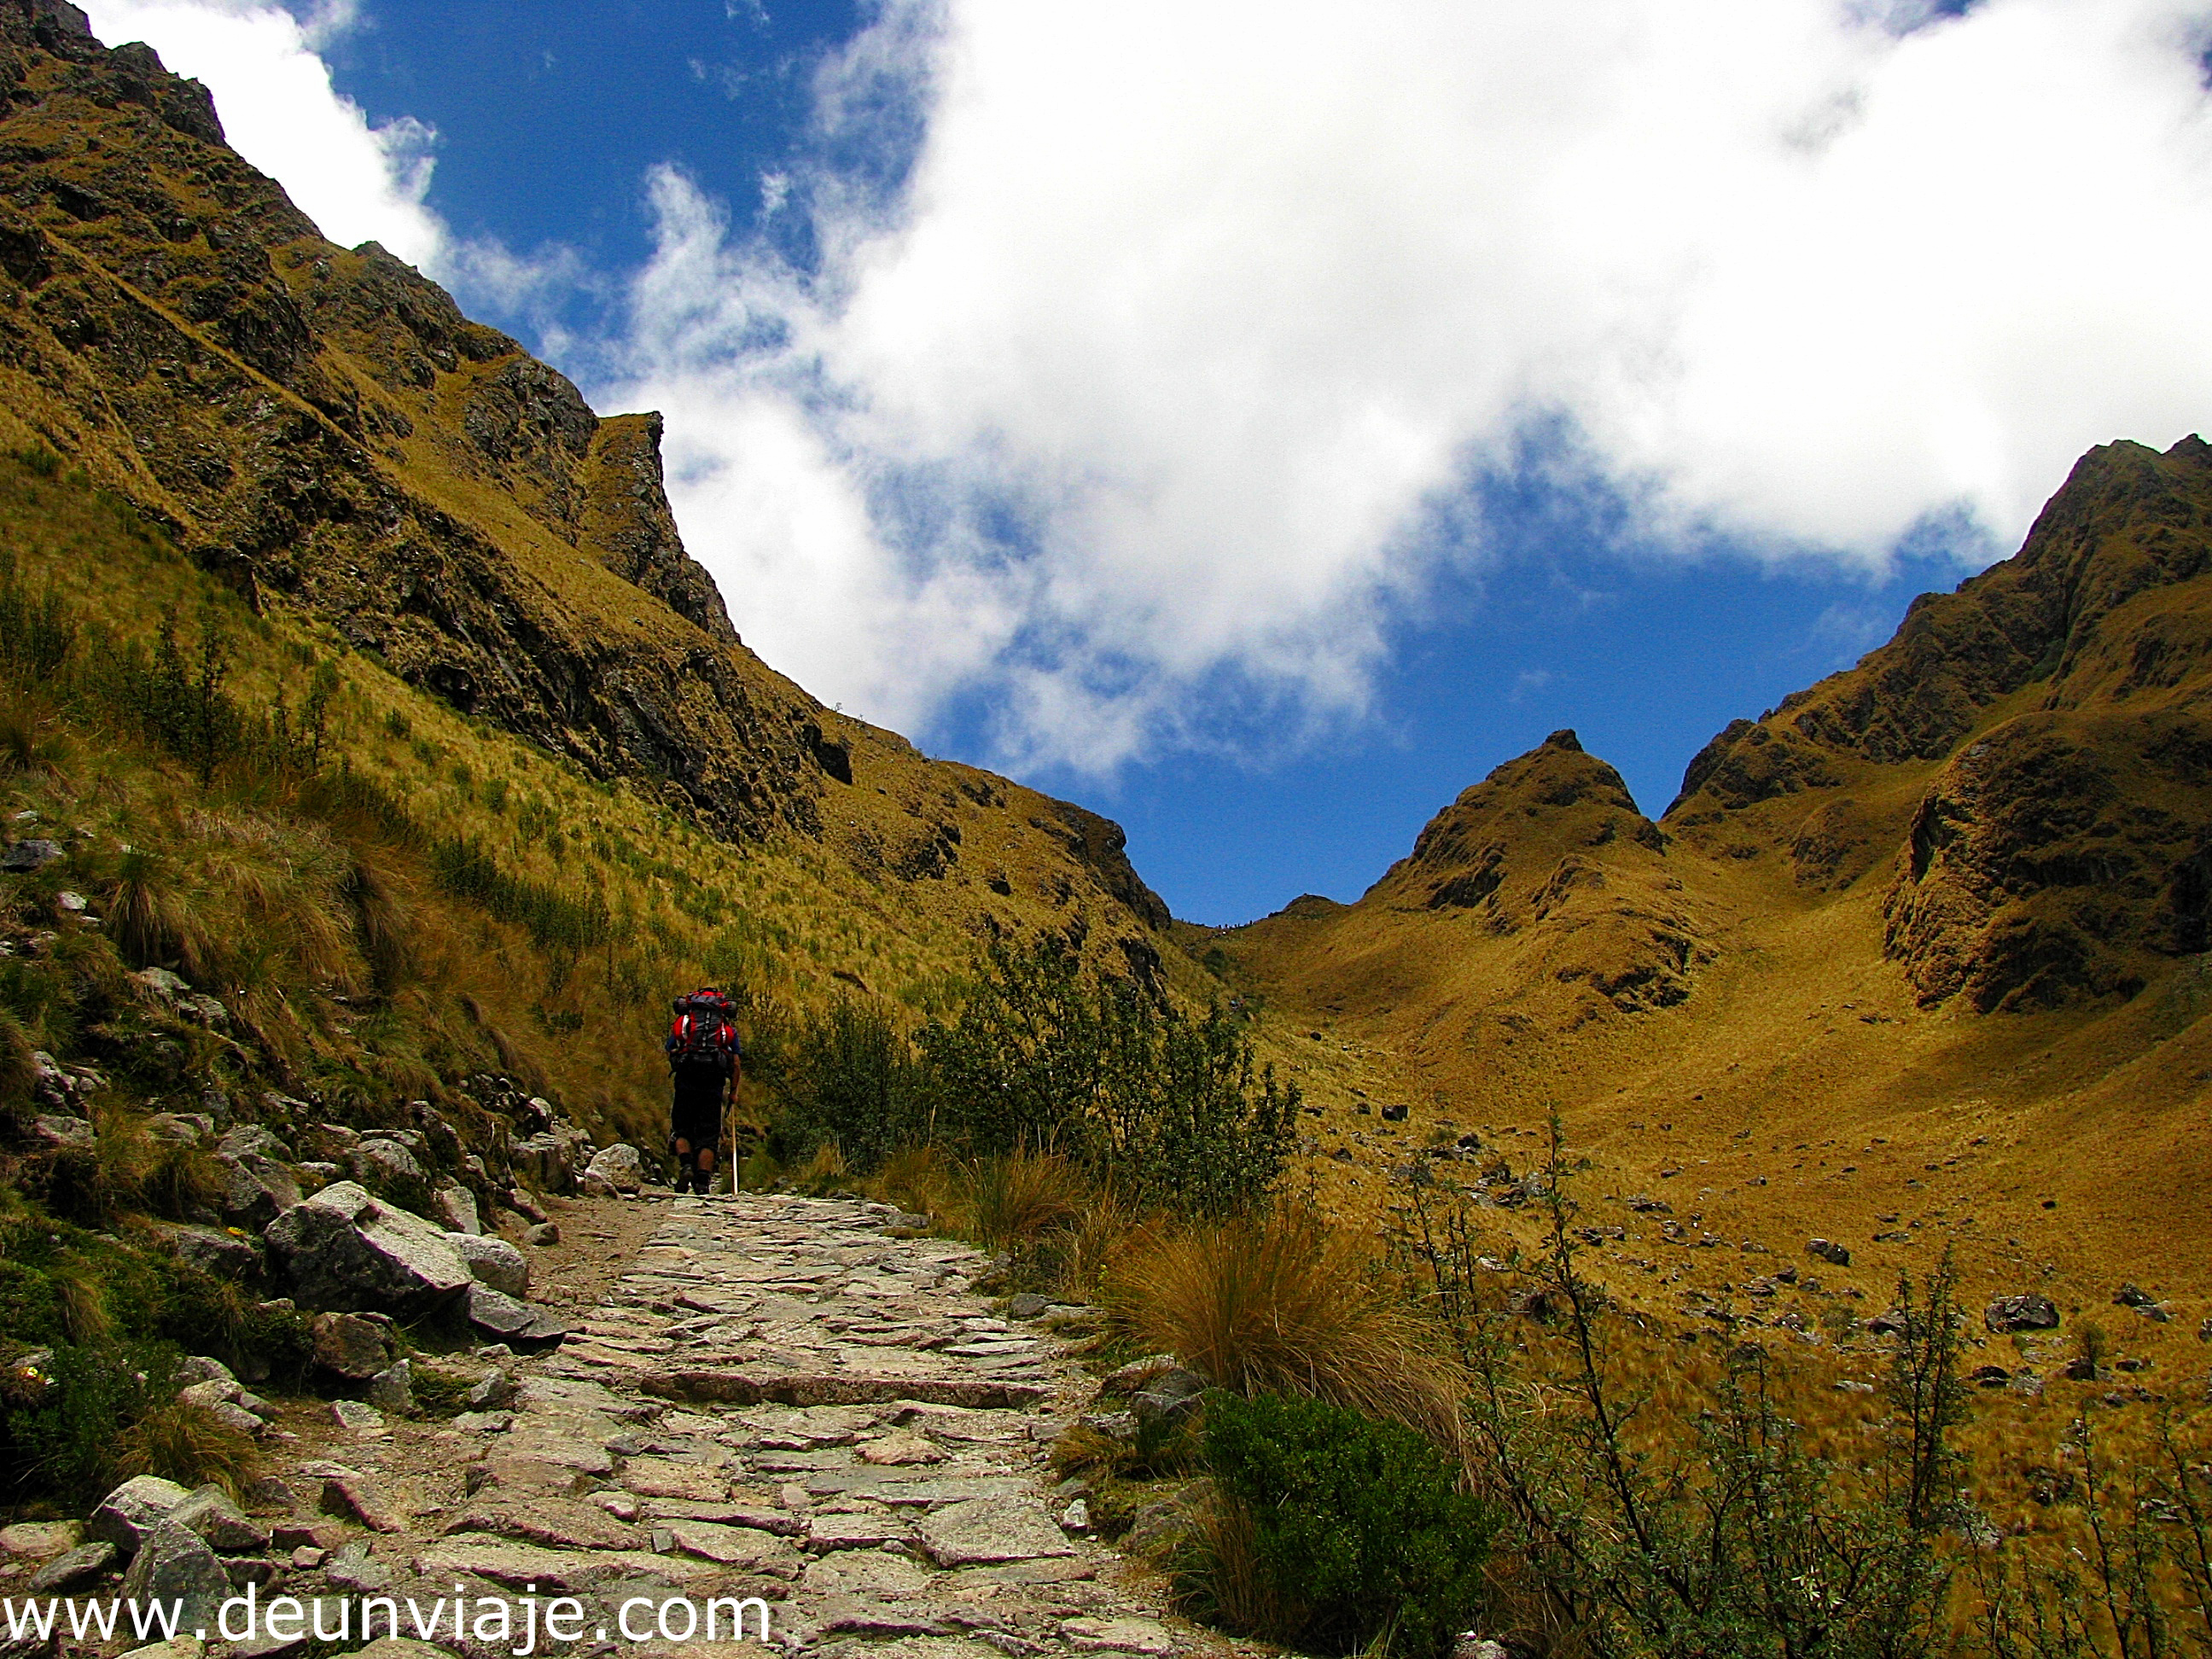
[1365,730,1707,1015]
[263,1180,472,1318]
[1660,436,2212,1012]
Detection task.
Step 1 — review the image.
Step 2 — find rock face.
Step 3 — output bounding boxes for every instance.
[1666,437,2212,1010]
[264,1181,471,1317]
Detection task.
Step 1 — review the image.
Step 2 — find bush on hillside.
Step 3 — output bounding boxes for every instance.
[757,933,1295,1216]
[1190,1389,1494,1658]
[917,931,1298,1214]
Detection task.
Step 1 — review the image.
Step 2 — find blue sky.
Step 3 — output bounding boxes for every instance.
[82,0,2212,923]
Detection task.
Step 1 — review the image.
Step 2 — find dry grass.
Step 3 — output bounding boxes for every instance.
[1112,1202,1465,1447]
[958,1145,1087,1250]
[871,1144,958,1225]
[116,1398,259,1499]
[1177,1493,1307,1645]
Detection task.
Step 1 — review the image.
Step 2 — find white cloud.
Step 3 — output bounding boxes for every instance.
[81,0,447,266]
[69,0,2212,775]
[614,0,2212,770]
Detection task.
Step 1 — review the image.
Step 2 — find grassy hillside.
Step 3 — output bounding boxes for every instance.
[1224,438,2212,1354]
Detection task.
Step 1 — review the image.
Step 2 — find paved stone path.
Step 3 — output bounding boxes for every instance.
[276,1194,1198,1659]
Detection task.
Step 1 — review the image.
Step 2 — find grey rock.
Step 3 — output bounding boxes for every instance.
[447,1231,529,1296]
[143,1112,204,1144]
[0,1520,79,1558]
[170,1485,267,1552]
[465,1282,567,1344]
[323,1539,395,1591]
[264,1180,472,1317]
[1131,1365,1208,1431]
[2116,1284,2157,1308]
[526,1220,560,1247]
[86,1475,191,1557]
[366,1359,415,1417]
[132,966,190,1000]
[117,1519,230,1629]
[330,1399,387,1434]
[915,1497,1077,1566]
[152,1222,263,1281]
[218,1152,301,1231]
[25,1541,114,1593]
[218,1124,294,1162]
[584,1142,645,1195]
[1807,1238,1852,1267]
[3,837,63,870]
[1987,1294,2061,1334]
[29,1114,91,1150]
[465,1366,515,1411]
[1007,1292,1049,1319]
[432,1184,480,1235]
[509,1133,573,1193]
[310,1311,397,1380]
[504,1187,549,1224]
[349,1137,426,1188]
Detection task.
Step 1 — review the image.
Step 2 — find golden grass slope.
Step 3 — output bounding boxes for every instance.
[1225,436,2212,1331]
[0,1,1184,1004]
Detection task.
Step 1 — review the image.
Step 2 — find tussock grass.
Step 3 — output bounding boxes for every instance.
[115,1397,259,1499]
[1112,1203,1465,1447]
[958,1145,1086,1249]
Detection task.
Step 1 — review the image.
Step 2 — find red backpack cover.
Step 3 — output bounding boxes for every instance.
[667,989,740,1072]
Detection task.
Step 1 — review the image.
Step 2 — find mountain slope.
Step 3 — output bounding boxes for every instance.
[0,0,1175,984]
[1224,436,2212,1305]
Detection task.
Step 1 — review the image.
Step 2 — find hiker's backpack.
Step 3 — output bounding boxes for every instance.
[667,989,740,1073]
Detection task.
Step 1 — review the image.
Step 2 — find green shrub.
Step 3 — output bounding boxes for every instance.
[917,932,1296,1214]
[767,998,931,1169]
[1194,1389,1493,1658]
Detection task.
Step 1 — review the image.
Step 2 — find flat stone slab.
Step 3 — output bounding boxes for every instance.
[915,1498,1078,1566]
[806,1512,917,1552]
[641,1371,1048,1409]
[661,1522,802,1573]
[410,1534,716,1589]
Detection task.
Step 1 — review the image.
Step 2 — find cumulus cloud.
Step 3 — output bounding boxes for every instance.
[81,0,446,265]
[612,0,2212,769]
[69,0,2212,772]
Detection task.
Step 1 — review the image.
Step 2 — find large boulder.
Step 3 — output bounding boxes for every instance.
[265,1182,472,1317]
[117,1519,230,1629]
[583,1143,644,1196]
[85,1475,190,1557]
[310,1311,399,1380]
[447,1232,529,1298]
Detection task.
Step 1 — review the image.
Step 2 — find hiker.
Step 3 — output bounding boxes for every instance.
[666,987,741,1195]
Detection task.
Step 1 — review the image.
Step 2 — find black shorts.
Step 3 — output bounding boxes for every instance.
[671,1067,725,1147]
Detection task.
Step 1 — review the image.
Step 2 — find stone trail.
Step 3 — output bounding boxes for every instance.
[236,1194,1201,1659]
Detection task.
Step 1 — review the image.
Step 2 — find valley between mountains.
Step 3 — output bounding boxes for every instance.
[3,3,2212,1653]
